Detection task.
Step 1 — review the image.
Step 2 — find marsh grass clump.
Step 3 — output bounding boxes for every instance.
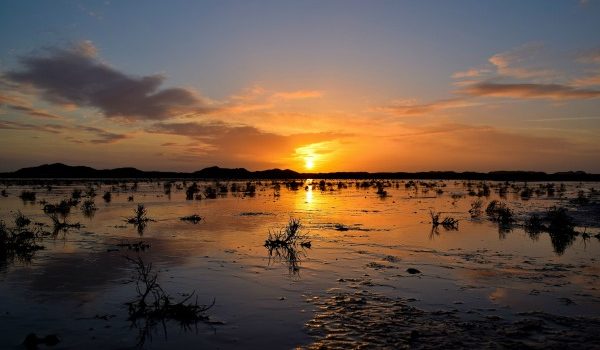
[571,190,590,205]
[127,204,151,225]
[334,223,350,231]
[486,200,514,226]
[546,207,575,235]
[244,182,256,196]
[43,199,73,216]
[127,204,153,234]
[80,199,97,217]
[126,256,214,346]
[265,218,310,249]
[14,211,31,229]
[103,191,112,203]
[520,187,533,200]
[1,189,7,197]
[469,199,484,218]
[71,188,82,200]
[429,210,459,230]
[264,218,311,274]
[523,207,577,255]
[185,182,200,200]
[48,213,81,234]
[116,241,150,252]
[524,214,544,236]
[180,214,202,224]
[1,213,44,267]
[375,182,388,198]
[85,186,97,198]
[204,186,217,199]
[19,190,36,202]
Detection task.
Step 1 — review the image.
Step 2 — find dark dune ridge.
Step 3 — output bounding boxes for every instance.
[1,163,599,181]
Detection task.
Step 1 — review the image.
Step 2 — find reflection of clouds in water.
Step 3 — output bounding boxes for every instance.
[14,238,190,302]
[489,287,507,302]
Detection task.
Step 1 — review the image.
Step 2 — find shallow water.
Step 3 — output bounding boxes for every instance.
[0,180,599,349]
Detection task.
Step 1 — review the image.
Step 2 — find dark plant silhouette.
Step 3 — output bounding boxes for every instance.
[126,256,215,347]
[180,214,202,224]
[264,218,311,275]
[524,207,577,255]
[1,212,44,269]
[429,210,459,230]
[126,204,153,234]
[19,190,36,202]
[81,199,97,218]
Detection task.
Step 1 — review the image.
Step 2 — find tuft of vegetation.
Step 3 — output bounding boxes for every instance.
[429,210,459,230]
[19,190,36,202]
[334,223,349,231]
[485,200,514,225]
[265,218,310,249]
[524,213,544,236]
[523,207,577,255]
[115,241,150,252]
[127,204,151,225]
[545,207,575,235]
[180,214,202,224]
[126,204,152,234]
[264,218,311,274]
[81,199,97,217]
[43,199,73,216]
[85,186,97,198]
[375,182,388,198]
[48,213,81,234]
[469,199,484,218]
[103,191,112,203]
[1,212,44,267]
[185,183,200,200]
[126,256,214,346]
[71,188,82,200]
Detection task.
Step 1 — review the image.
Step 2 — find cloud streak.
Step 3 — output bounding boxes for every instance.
[377,98,478,116]
[462,81,600,100]
[0,119,128,144]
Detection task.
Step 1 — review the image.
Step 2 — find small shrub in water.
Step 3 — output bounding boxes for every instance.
[180,214,202,224]
[19,191,36,202]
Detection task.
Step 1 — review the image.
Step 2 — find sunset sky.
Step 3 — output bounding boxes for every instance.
[1,1,599,172]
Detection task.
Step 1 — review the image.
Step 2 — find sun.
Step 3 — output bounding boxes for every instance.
[304,157,315,170]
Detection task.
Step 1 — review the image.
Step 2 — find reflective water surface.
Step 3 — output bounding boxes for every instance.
[1,179,599,348]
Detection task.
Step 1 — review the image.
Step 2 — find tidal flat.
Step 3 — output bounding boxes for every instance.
[1,179,599,349]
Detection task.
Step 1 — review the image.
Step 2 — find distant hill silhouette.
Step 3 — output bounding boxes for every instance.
[1,163,599,181]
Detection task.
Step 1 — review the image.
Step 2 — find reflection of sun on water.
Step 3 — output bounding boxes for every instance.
[305,180,313,204]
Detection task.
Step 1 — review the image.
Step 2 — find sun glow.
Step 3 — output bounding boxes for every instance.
[305,157,315,170]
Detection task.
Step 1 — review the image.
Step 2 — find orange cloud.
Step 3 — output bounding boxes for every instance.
[487,43,556,79]
[377,98,478,116]
[272,90,324,100]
